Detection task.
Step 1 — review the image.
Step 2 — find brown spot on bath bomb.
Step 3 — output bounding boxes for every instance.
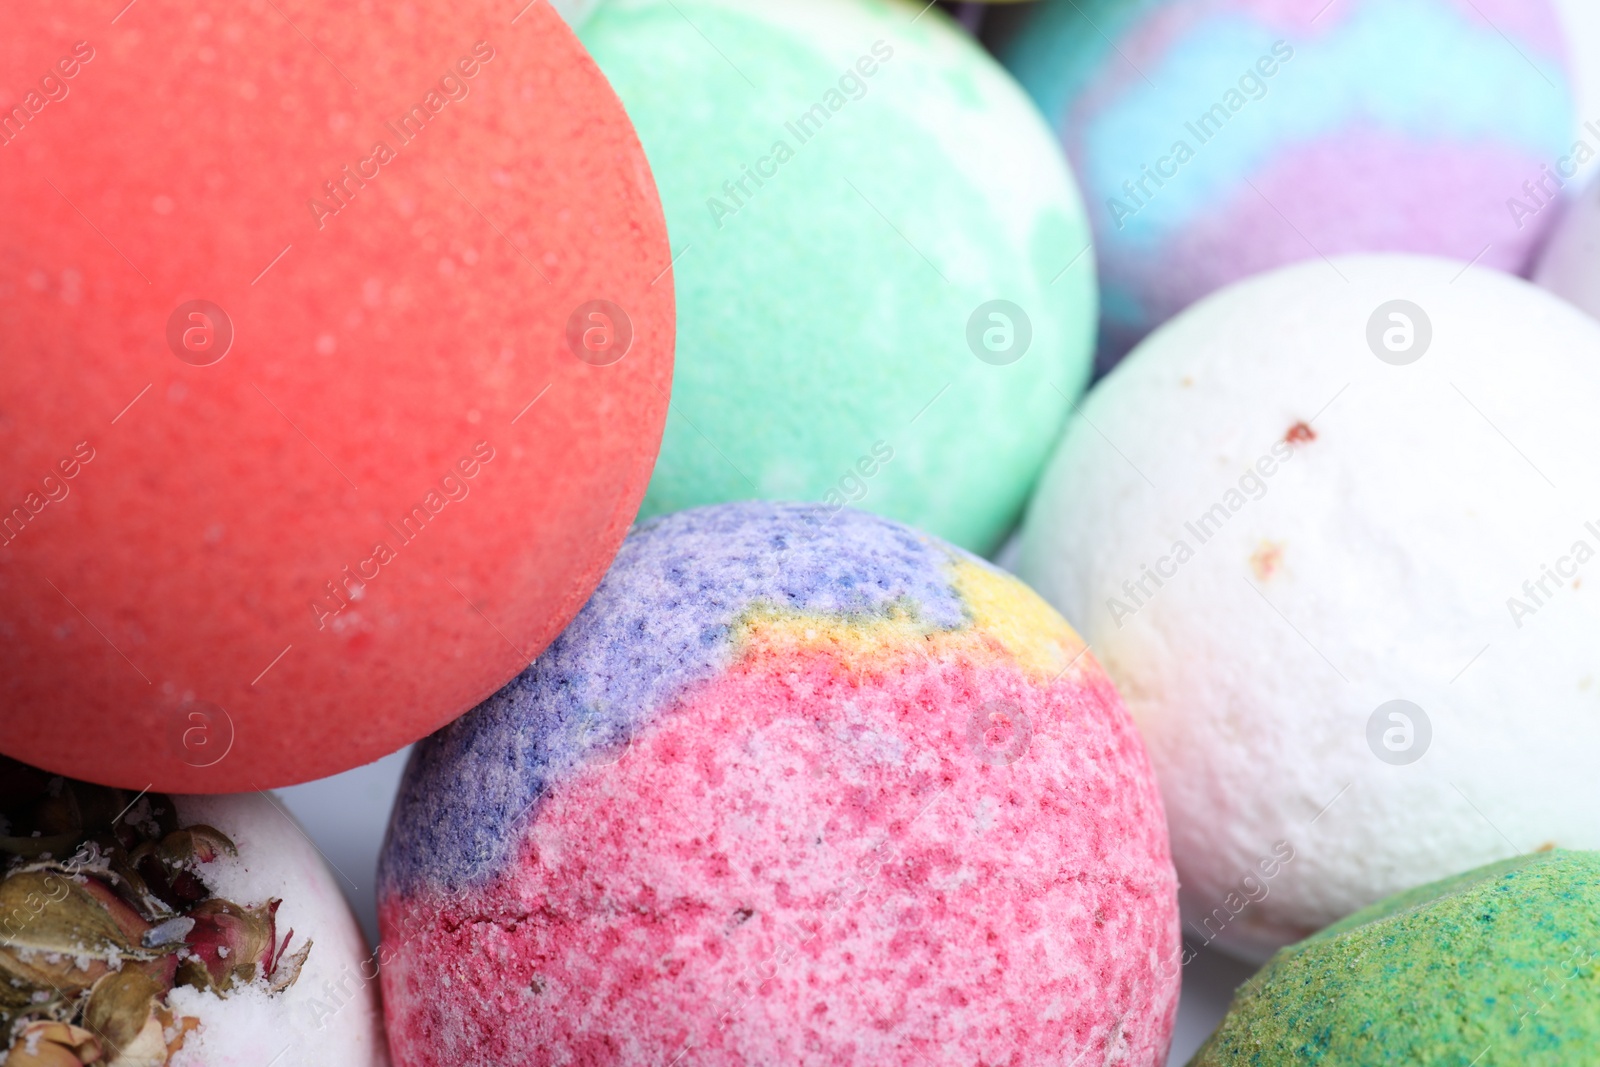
[1250,541,1286,581]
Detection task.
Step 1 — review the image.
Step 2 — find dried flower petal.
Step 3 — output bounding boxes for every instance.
[0,870,172,1017]
[0,947,98,1001]
[163,826,236,868]
[128,861,200,915]
[178,898,278,992]
[3,1020,102,1067]
[2,768,308,1058]
[75,879,157,950]
[0,870,129,955]
[267,938,312,994]
[0,976,40,1052]
[98,860,170,927]
[104,1014,166,1067]
[127,827,235,877]
[152,1004,199,1058]
[82,970,161,1060]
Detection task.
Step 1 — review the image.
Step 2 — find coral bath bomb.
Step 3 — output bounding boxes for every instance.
[379,503,1178,1067]
[1192,850,1600,1066]
[580,0,1097,554]
[0,0,672,792]
[1018,254,1600,961]
[0,758,385,1066]
[996,0,1574,367]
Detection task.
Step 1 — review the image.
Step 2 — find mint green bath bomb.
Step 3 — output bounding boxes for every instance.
[581,0,1096,553]
[1192,850,1600,1066]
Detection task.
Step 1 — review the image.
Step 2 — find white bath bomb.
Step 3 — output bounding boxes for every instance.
[167,794,388,1067]
[1017,254,1600,960]
[1536,176,1600,320]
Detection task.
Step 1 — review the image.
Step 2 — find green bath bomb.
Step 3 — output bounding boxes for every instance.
[1192,850,1600,1066]
[581,0,1096,553]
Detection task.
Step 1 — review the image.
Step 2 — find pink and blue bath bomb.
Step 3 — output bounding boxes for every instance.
[377,502,1179,1067]
[996,0,1575,367]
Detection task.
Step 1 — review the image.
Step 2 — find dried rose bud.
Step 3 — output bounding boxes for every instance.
[0,871,167,1001]
[2,771,375,1066]
[177,897,279,992]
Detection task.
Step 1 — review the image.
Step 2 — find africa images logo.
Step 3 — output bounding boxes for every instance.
[0,40,95,148]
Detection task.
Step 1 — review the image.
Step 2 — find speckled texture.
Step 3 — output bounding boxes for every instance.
[1018,254,1600,961]
[379,502,1178,1067]
[581,0,1098,554]
[1192,850,1600,1066]
[0,0,672,792]
[997,0,1574,369]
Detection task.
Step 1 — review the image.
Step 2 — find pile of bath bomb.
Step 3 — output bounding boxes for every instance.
[378,502,1179,1067]
[0,0,672,793]
[1192,850,1600,1065]
[997,0,1575,367]
[581,0,1097,554]
[1018,254,1600,960]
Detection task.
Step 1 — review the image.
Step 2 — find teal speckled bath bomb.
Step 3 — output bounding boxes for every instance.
[581,0,1096,553]
[1193,850,1600,1066]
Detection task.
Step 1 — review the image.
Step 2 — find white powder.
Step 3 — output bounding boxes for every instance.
[165,794,389,1066]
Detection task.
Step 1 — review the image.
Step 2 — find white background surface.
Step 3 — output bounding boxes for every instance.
[279,748,1259,1066]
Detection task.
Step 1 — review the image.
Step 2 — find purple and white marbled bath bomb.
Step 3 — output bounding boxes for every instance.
[998,0,1575,368]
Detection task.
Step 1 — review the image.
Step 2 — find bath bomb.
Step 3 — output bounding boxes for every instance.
[379,502,1178,1067]
[1017,254,1600,961]
[1536,176,1600,319]
[996,0,1575,368]
[580,0,1097,554]
[1191,850,1600,1066]
[0,760,385,1065]
[0,0,672,792]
